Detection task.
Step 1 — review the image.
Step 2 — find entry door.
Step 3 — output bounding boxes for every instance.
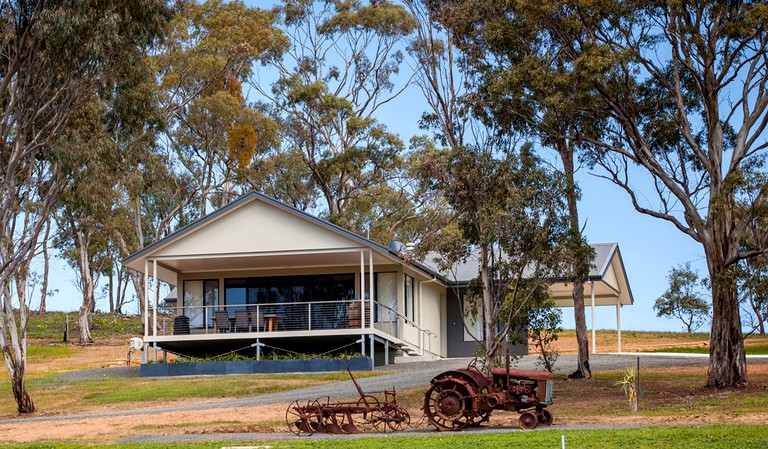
[183,280,218,329]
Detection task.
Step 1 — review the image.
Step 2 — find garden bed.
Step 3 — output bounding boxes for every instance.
[140,357,372,377]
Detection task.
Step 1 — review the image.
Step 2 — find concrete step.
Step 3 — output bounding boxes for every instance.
[394,354,441,364]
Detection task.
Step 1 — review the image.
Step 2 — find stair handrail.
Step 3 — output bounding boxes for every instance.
[373,301,437,357]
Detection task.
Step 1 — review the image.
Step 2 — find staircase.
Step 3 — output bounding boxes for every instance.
[392,339,440,364]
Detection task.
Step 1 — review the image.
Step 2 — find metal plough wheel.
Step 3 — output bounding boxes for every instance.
[353,395,380,431]
[386,407,411,432]
[285,399,315,436]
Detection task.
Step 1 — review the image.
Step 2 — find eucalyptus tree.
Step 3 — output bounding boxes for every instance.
[654,264,711,334]
[415,0,596,378]
[156,0,286,217]
[253,0,416,222]
[110,0,285,322]
[417,138,571,370]
[0,0,171,413]
[430,0,768,387]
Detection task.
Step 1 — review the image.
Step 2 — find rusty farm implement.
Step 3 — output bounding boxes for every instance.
[285,362,410,435]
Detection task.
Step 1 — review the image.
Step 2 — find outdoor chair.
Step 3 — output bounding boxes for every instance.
[173,315,190,335]
[234,309,251,332]
[214,310,231,333]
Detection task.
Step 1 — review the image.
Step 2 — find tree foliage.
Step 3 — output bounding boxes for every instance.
[418,139,570,369]
[421,0,598,378]
[654,264,711,334]
[254,0,415,225]
[429,0,768,388]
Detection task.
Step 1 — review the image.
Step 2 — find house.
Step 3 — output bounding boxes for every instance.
[123,192,633,367]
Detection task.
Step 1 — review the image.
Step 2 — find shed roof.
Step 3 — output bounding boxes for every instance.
[420,243,633,307]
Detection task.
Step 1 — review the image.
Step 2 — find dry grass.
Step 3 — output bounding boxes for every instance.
[0,330,767,445]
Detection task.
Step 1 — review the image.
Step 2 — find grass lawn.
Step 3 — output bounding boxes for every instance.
[3,424,768,449]
[649,342,768,355]
[0,371,380,416]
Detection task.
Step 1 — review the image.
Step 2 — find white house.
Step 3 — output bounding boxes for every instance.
[124,191,633,366]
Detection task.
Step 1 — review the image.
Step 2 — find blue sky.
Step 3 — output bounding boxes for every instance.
[38,0,713,334]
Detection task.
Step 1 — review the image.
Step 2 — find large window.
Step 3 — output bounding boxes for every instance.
[404,274,414,321]
[462,293,483,342]
[224,274,354,305]
[183,279,218,329]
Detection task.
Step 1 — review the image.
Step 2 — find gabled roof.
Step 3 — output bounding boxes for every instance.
[421,242,634,306]
[123,191,446,283]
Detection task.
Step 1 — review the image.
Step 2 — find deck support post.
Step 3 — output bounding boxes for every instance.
[143,259,149,338]
[370,334,374,369]
[384,341,389,366]
[361,336,366,356]
[360,250,365,329]
[591,280,596,354]
[152,259,158,337]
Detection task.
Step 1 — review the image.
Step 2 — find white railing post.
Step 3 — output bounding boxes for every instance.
[369,250,374,329]
[308,303,312,331]
[143,259,149,338]
[152,260,158,337]
[360,250,365,329]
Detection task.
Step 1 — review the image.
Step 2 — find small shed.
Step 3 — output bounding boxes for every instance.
[548,243,634,352]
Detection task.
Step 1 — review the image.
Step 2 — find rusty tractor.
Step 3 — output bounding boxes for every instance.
[285,362,410,435]
[423,356,554,430]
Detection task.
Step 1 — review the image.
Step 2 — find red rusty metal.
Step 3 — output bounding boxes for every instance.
[423,352,555,431]
[285,360,410,435]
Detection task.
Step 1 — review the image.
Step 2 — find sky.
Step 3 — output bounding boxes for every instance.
[35,0,714,334]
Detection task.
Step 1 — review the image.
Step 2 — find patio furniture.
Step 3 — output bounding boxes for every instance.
[263,313,280,332]
[173,315,190,335]
[214,310,231,333]
[234,309,251,332]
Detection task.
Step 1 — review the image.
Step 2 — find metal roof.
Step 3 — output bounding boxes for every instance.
[419,242,634,306]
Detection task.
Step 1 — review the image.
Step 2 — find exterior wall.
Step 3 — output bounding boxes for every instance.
[152,199,360,258]
[444,288,528,358]
[419,281,445,357]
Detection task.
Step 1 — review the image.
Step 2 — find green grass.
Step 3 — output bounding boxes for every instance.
[649,343,768,355]
[26,344,77,358]
[1,424,767,449]
[23,311,143,340]
[0,371,380,413]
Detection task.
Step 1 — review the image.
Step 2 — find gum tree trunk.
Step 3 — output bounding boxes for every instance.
[572,279,591,377]
[560,141,591,379]
[76,231,94,344]
[704,200,747,387]
[706,249,747,387]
